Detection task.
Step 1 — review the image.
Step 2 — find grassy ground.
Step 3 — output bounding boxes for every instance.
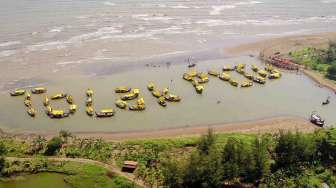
[1,158,141,188]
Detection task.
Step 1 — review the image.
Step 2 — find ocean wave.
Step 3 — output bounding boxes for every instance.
[132,14,174,22]
[210,5,236,15]
[196,16,336,27]
[103,1,116,6]
[170,4,190,9]
[66,26,123,43]
[48,26,64,33]
[0,41,21,47]
[256,29,312,37]
[27,41,66,52]
[321,0,336,3]
[210,1,263,15]
[0,50,16,57]
[56,60,85,66]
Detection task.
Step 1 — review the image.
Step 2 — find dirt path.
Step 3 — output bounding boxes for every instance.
[5,157,147,188]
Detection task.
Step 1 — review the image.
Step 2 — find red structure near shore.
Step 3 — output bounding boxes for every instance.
[265,53,299,70]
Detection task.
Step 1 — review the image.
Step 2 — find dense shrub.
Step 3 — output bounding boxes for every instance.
[44,136,63,156]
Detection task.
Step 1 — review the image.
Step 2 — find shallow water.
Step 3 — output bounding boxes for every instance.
[0,56,335,133]
[0,173,71,188]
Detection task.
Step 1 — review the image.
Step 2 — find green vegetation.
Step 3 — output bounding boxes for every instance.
[289,41,336,80]
[0,158,140,188]
[0,129,336,187]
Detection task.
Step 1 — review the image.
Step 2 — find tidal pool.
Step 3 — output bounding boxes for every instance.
[0,56,335,133]
[0,173,71,188]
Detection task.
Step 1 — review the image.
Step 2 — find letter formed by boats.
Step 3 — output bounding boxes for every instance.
[9,63,288,120]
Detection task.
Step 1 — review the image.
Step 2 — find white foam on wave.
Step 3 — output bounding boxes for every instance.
[0,41,21,47]
[103,1,116,6]
[210,1,263,15]
[27,41,66,52]
[132,14,174,22]
[158,4,167,8]
[170,4,190,9]
[0,50,16,57]
[56,60,85,66]
[66,26,122,43]
[48,26,64,33]
[196,16,336,27]
[210,5,236,15]
[256,29,312,37]
[321,0,336,3]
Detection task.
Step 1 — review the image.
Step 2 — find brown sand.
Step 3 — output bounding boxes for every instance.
[226,32,336,57]
[68,117,317,141]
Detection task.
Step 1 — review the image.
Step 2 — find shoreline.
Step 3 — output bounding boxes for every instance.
[1,116,317,141]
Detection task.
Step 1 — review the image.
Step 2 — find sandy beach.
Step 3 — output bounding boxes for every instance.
[0,116,318,141]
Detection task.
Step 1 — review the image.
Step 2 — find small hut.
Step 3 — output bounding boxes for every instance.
[122,161,138,173]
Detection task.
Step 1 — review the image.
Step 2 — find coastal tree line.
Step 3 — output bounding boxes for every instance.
[160,129,336,187]
[290,41,336,80]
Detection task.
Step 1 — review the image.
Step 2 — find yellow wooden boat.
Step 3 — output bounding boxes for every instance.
[241,81,253,88]
[26,93,31,100]
[208,70,219,77]
[69,104,77,113]
[183,73,193,81]
[115,86,131,93]
[86,88,93,97]
[132,88,140,95]
[268,72,281,79]
[137,97,145,105]
[236,64,246,70]
[49,110,69,118]
[43,96,49,106]
[24,99,32,107]
[187,70,197,77]
[163,88,169,95]
[219,73,230,81]
[10,89,25,96]
[253,76,266,84]
[66,95,74,104]
[46,105,52,116]
[31,87,47,94]
[236,68,245,75]
[115,99,128,109]
[129,104,145,111]
[195,85,204,94]
[258,70,268,77]
[244,72,254,80]
[152,90,162,98]
[86,106,94,116]
[197,72,208,79]
[96,109,115,117]
[121,93,137,100]
[27,107,36,117]
[223,65,234,71]
[51,93,67,100]
[192,79,199,87]
[158,97,167,107]
[147,83,155,91]
[198,77,209,84]
[86,97,93,106]
[165,94,181,102]
[229,79,239,87]
[251,64,259,72]
[265,64,274,72]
